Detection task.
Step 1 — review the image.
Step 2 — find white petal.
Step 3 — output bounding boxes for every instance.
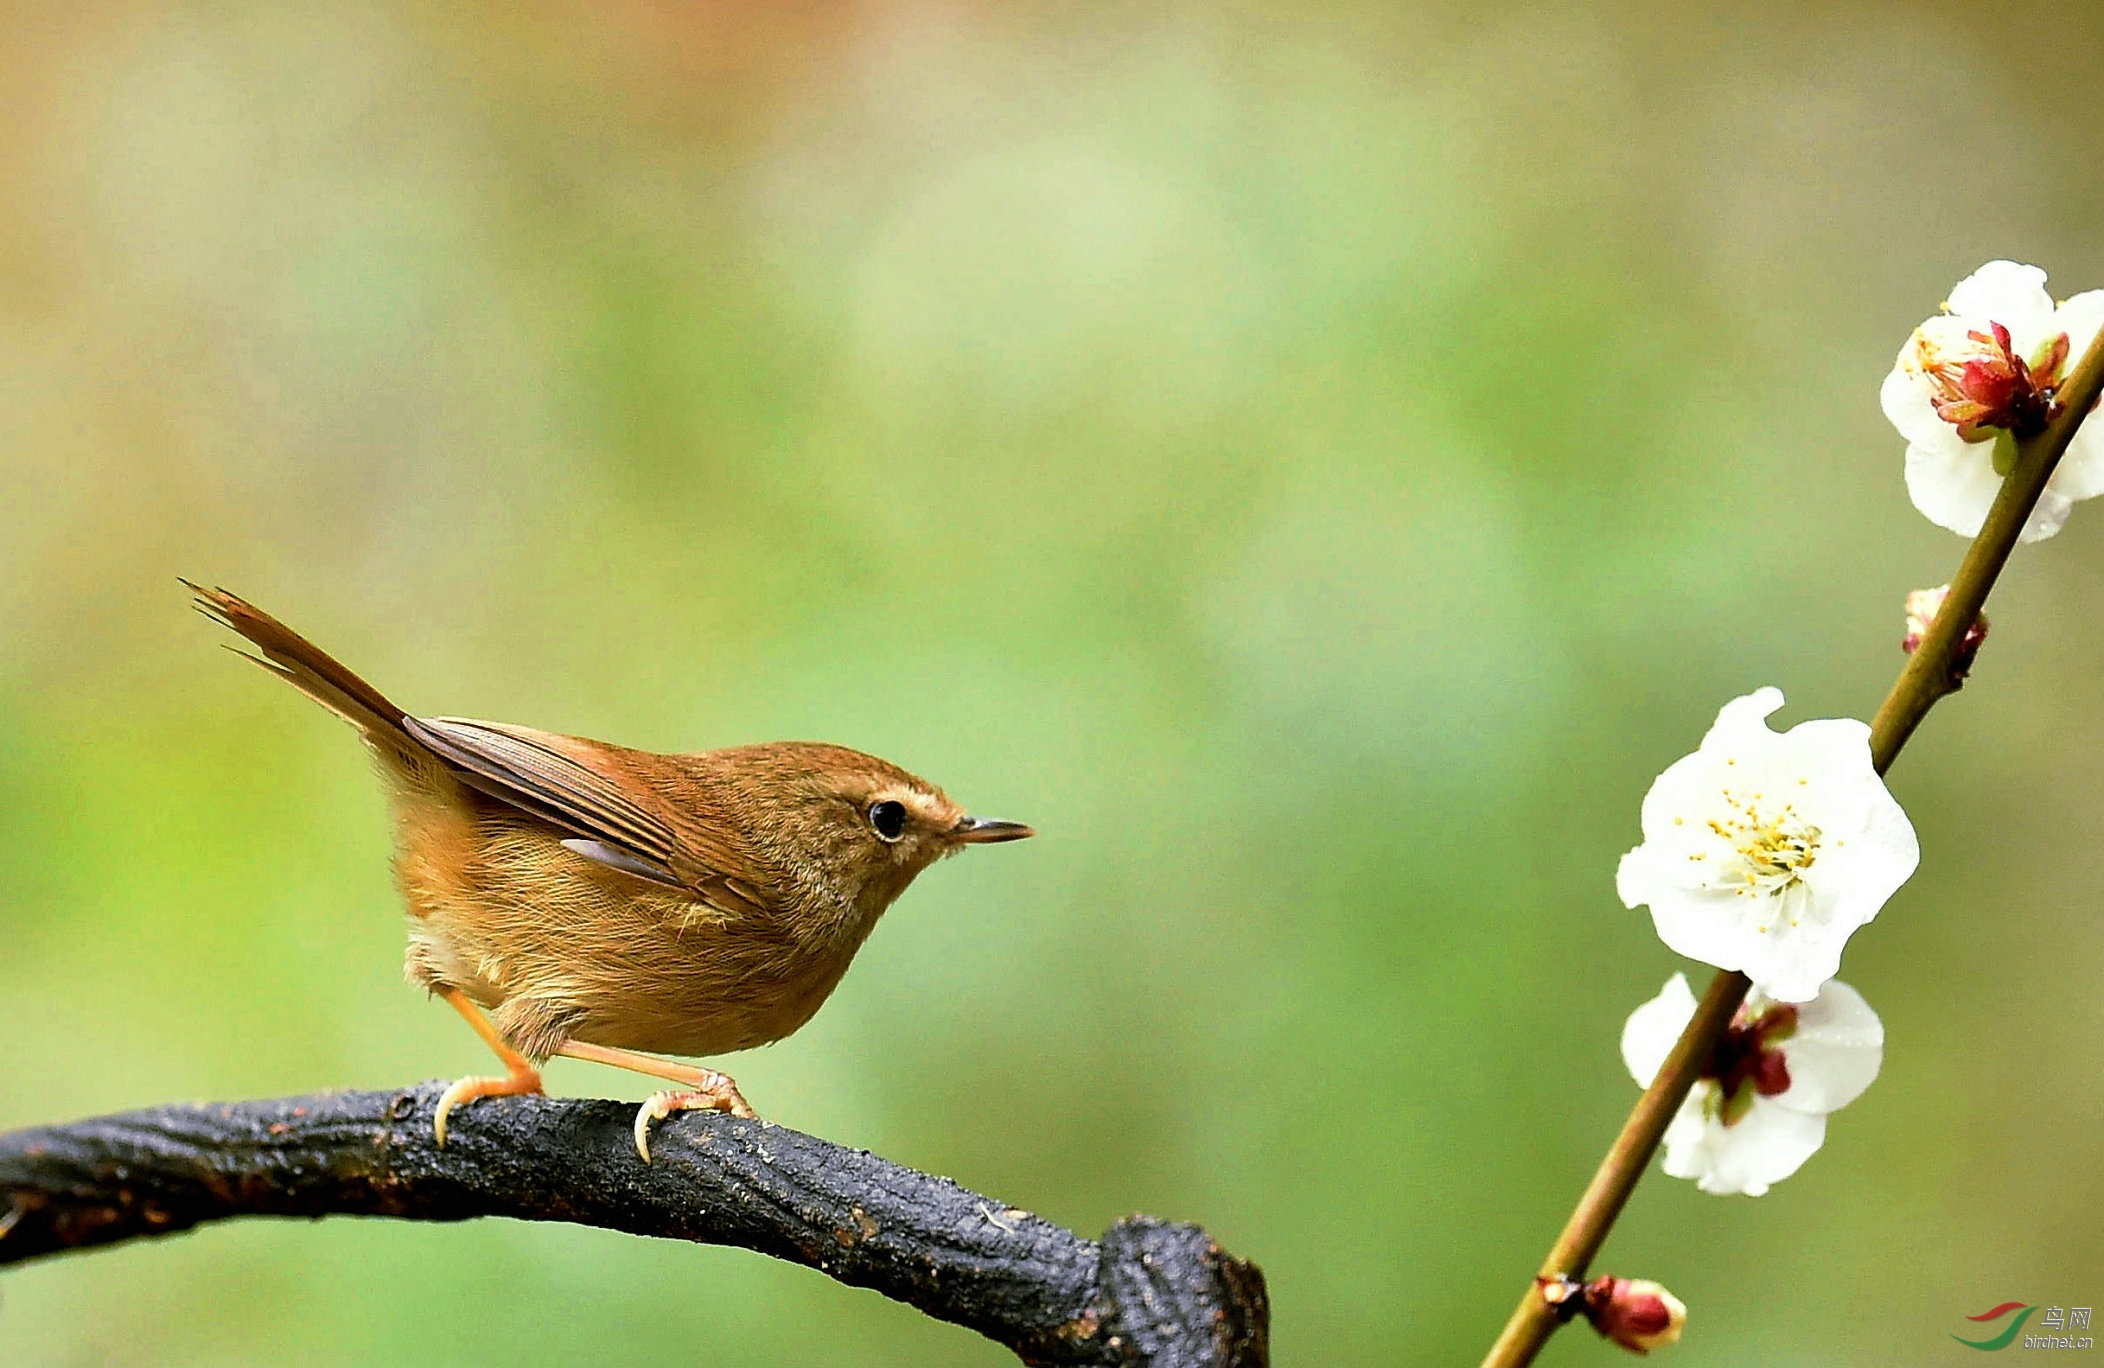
[2016,486,2074,543]
[1634,747,1723,838]
[1616,845,1663,910]
[1772,979,1883,1115]
[1905,436,2002,537]
[1769,717,1876,802]
[1656,1092,1716,1178]
[2045,291,2104,502]
[1946,261,2055,334]
[2053,288,2104,360]
[1735,917,1846,1004]
[1881,354,1953,449]
[1627,751,1745,895]
[1661,1095,1828,1197]
[1616,846,1649,908]
[1786,727,1918,871]
[1621,973,1698,1088]
[1851,769,1921,881]
[1644,885,1770,980]
[2049,418,2104,502]
[1698,687,1786,754]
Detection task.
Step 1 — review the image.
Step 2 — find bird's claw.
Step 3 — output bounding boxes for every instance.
[433,1068,543,1147]
[632,1074,756,1162]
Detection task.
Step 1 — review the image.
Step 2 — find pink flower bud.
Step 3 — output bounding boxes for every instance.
[1584,1276,1686,1354]
[1903,585,1989,678]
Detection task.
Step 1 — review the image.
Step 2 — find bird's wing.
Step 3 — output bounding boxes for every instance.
[403,716,761,914]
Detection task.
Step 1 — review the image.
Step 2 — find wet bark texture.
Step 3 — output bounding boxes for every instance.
[0,1083,1268,1367]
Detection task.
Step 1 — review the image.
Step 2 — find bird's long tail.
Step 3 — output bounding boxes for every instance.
[185,581,418,750]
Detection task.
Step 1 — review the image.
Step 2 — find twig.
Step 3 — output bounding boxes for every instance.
[0,1083,1268,1368]
[1480,323,2104,1368]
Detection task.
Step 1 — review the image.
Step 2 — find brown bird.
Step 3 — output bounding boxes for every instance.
[186,584,1032,1159]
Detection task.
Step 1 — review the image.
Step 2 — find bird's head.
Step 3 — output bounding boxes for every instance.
[714,742,1032,926]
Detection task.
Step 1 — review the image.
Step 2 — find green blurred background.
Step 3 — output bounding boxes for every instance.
[3,3,2102,1364]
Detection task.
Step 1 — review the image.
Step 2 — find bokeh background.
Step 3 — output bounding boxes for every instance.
[4,3,2103,1364]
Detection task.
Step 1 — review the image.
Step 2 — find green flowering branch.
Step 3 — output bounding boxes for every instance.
[1479,322,2104,1368]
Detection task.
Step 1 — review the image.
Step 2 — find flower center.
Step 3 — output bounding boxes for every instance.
[1704,790,1821,898]
[1913,320,2068,441]
[1701,1001,1797,1126]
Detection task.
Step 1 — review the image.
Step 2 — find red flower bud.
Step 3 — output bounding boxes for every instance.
[1583,1276,1687,1354]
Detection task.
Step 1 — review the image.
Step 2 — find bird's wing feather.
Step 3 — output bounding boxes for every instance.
[407,716,675,855]
[558,837,685,889]
[403,717,762,917]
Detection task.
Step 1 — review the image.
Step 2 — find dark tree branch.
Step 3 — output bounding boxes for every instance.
[0,1083,1267,1368]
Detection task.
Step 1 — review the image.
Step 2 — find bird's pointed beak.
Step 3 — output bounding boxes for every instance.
[951,816,1035,845]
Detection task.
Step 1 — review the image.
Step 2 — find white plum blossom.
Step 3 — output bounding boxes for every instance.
[1881,260,2104,543]
[1616,688,1918,1002]
[1622,972,1883,1196]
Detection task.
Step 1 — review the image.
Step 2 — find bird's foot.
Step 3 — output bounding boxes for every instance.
[633,1073,756,1163]
[434,1064,544,1147]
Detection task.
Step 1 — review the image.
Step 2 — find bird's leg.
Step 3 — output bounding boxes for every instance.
[433,988,545,1146]
[555,1040,756,1162]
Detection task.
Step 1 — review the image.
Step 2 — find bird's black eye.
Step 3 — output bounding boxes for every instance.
[868,800,908,842]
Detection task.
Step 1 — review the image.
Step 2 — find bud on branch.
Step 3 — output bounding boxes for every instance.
[1537,1274,1686,1354]
[1903,584,1989,681]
